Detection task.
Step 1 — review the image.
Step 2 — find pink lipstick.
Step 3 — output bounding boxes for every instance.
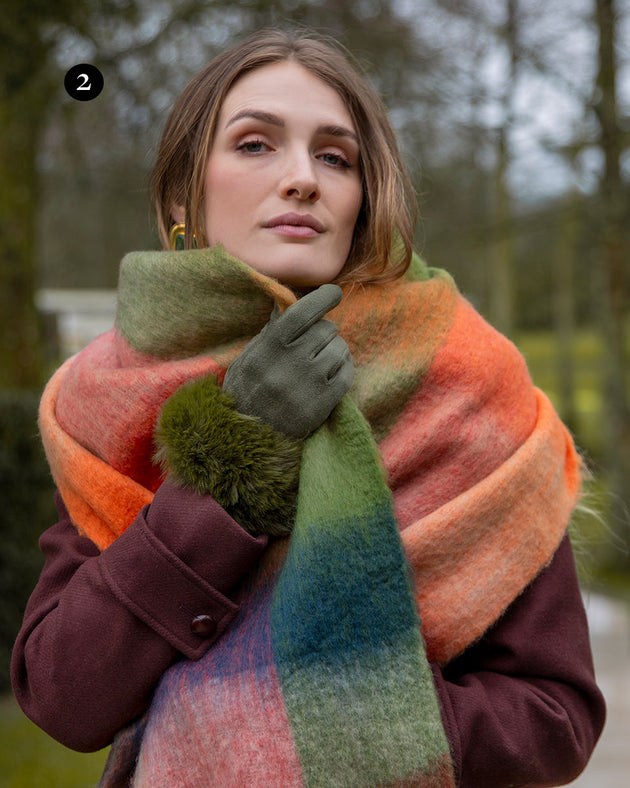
[263,213,325,238]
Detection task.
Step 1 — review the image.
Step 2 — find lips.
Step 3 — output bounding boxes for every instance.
[263,213,325,233]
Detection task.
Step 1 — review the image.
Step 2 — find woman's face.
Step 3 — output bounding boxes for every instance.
[197,61,364,287]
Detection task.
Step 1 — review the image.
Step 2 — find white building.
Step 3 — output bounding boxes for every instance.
[36,289,117,359]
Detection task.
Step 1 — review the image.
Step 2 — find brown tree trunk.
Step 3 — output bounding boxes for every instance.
[554,194,578,434]
[593,0,630,554]
[490,0,518,338]
[0,86,46,388]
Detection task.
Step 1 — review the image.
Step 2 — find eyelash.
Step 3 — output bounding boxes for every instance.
[235,139,352,169]
[236,139,269,155]
[320,152,352,169]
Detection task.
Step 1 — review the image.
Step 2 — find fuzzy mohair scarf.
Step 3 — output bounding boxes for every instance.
[39,246,580,787]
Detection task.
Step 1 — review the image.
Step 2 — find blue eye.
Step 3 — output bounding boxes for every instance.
[237,139,268,154]
[320,152,351,168]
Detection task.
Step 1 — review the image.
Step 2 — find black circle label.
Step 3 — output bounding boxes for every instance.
[64,64,104,101]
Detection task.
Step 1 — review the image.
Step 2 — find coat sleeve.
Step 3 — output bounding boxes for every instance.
[11,480,268,753]
[431,533,606,787]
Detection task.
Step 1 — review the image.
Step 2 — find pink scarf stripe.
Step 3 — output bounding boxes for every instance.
[39,357,154,548]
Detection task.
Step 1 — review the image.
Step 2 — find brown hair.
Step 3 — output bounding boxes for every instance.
[150,28,417,285]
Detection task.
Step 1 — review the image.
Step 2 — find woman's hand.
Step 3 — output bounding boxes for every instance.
[223,284,353,438]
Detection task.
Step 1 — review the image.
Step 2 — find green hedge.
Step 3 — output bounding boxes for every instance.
[0,391,56,693]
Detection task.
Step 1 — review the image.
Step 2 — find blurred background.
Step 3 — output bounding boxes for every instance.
[0,0,628,784]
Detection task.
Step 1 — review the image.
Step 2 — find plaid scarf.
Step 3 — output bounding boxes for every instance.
[39,247,580,787]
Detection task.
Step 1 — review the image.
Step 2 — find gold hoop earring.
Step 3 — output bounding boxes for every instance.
[169,223,198,250]
[169,222,186,251]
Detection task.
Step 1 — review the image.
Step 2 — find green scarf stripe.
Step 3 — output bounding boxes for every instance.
[116,247,287,359]
[271,399,452,786]
[274,638,451,787]
[293,396,391,521]
[350,363,420,444]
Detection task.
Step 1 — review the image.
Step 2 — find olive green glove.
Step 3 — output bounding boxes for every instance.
[223,284,354,439]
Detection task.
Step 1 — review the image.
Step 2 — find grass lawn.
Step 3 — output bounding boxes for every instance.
[0,694,109,788]
[516,328,606,457]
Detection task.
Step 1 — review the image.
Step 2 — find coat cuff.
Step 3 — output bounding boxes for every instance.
[100,506,239,660]
[154,375,301,536]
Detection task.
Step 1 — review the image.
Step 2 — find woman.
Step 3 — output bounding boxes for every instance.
[12,29,605,787]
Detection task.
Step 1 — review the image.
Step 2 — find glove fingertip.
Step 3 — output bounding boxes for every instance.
[319,283,343,310]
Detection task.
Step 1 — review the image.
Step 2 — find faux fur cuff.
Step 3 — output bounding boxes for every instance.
[154,376,301,536]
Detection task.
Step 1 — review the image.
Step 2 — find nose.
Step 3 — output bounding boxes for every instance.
[278,149,320,202]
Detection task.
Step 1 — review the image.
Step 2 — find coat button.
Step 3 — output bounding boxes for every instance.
[191,614,216,637]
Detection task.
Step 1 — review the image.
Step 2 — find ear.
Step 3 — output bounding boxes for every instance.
[171,204,185,224]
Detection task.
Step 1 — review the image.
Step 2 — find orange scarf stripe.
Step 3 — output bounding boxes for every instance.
[403,389,580,664]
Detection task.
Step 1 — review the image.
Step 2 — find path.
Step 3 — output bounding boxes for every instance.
[570,592,630,786]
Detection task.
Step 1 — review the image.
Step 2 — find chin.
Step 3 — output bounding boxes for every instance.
[235,239,349,284]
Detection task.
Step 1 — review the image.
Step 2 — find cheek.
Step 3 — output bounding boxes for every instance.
[203,163,242,240]
[341,183,364,237]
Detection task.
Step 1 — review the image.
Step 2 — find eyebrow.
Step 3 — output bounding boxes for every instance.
[225,110,358,142]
